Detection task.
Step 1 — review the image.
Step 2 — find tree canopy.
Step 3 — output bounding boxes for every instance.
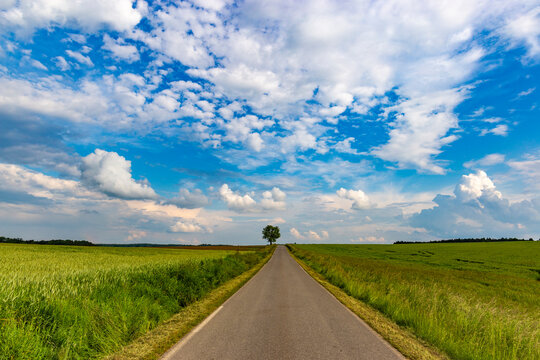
[262,225,280,245]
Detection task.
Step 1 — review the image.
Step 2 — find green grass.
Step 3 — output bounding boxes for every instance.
[107,246,275,360]
[288,242,540,360]
[0,244,270,359]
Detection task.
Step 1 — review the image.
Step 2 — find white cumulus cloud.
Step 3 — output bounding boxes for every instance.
[260,187,286,211]
[290,228,329,241]
[455,170,502,202]
[219,184,256,212]
[81,149,157,199]
[410,170,540,238]
[336,188,370,209]
[102,34,140,63]
[219,184,287,212]
[170,219,209,233]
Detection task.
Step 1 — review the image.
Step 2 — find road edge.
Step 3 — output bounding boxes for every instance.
[105,246,276,360]
[286,245,449,360]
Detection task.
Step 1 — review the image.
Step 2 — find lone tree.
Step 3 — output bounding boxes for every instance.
[262,225,280,245]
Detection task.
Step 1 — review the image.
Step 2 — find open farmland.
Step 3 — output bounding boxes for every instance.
[288,242,540,360]
[0,244,270,359]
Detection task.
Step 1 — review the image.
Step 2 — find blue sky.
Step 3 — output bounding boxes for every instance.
[1,0,539,244]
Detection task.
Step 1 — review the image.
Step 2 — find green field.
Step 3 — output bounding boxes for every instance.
[0,244,269,359]
[288,242,540,360]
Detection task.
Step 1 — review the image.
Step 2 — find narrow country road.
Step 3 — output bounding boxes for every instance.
[161,245,404,360]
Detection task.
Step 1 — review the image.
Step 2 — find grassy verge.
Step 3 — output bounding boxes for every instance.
[106,245,275,360]
[0,244,274,359]
[287,243,539,360]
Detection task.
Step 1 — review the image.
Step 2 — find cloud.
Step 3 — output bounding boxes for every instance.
[218,184,287,212]
[126,200,200,220]
[507,155,540,190]
[336,188,370,209]
[169,188,209,209]
[371,88,467,174]
[81,149,157,200]
[102,34,140,63]
[247,132,264,152]
[454,171,502,202]
[290,227,302,239]
[191,0,228,11]
[126,230,147,241]
[410,170,540,238]
[219,184,256,212]
[2,0,540,246]
[176,238,201,245]
[1,0,144,36]
[290,228,329,241]
[0,114,81,176]
[260,187,286,210]
[135,2,216,68]
[248,217,286,224]
[0,187,51,206]
[31,59,47,70]
[0,76,109,125]
[0,71,189,130]
[464,153,505,168]
[503,6,540,58]
[53,56,70,71]
[0,163,96,202]
[0,163,227,244]
[350,236,385,243]
[222,115,272,151]
[170,219,209,233]
[2,0,539,177]
[65,50,93,66]
[480,124,509,136]
[282,158,372,188]
[517,87,536,97]
[280,127,318,154]
[135,0,538,172]
[334,137,359,155]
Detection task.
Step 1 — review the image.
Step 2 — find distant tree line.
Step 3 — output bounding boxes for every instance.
[394,237,537,244]
[0,236,94,246]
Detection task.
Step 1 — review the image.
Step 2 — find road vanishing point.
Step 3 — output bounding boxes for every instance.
[162,245,404,360]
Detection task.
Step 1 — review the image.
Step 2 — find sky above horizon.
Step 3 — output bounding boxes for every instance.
[1,0,540,244]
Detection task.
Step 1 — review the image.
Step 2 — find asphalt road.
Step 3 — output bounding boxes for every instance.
[161,245,404,360]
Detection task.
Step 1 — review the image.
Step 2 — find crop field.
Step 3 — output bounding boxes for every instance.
[288,242,540,360]
[0,244,269,359]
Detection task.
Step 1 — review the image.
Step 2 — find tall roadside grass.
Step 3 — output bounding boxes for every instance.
[288,243,539,360]
[0,244,271,359]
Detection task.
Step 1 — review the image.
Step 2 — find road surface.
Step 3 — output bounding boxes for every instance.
[162,245,404,360]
